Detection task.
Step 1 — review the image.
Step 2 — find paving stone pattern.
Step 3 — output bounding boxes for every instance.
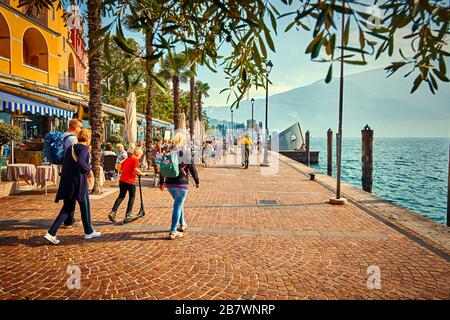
[0,152,449,300]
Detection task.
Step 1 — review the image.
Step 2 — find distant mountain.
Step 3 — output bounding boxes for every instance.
[205,68,450,137]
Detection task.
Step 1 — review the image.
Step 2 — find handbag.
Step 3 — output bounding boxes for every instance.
[71,145,78,162]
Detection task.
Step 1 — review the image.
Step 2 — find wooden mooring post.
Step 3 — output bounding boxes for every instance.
[447,143,449,227]
[305,130,310,166]
[361,125,373,193]
[327,129,333,176]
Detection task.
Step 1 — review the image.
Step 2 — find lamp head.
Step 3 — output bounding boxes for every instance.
[251,98,255,106]
[267,60,273,74]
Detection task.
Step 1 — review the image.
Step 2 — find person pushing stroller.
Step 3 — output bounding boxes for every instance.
[109,147,147,224]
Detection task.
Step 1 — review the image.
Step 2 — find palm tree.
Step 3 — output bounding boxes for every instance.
[189,67,195,142]
[195,81,210,122]
[144,24,156,167]
[122,2,161,169]
[195,81,210,163]
[87,0,104,194]
[158,53,192,130]
[185,48,200,146]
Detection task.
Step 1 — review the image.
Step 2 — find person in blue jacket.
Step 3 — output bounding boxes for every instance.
[44,128,101,244]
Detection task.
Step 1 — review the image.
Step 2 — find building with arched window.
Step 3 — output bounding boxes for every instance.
[0,12,10,61]
[22,27,49,71]
[0,1,88,91]
[0,1,172,168]
[0,1,89,165]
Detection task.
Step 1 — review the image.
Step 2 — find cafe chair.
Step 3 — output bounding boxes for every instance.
[103,154,118,180]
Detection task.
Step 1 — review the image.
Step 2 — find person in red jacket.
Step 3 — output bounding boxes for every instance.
[108,147,146,223]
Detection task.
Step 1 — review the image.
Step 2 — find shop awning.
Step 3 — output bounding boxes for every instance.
[141,118,174,130]
[0,91,74,119]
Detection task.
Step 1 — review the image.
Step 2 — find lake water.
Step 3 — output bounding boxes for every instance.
[309,137,449,224]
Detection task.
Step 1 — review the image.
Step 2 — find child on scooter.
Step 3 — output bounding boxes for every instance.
[109,147,147,224]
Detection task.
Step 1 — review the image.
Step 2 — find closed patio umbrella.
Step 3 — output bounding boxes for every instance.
[124,92,137,149]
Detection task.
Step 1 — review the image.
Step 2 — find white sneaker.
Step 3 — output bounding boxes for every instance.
[177,223,188,232]
[44,232,60,245]
[84,230,101,239]
[169,231,183,240]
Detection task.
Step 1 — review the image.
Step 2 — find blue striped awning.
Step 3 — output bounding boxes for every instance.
[0,91,74,119]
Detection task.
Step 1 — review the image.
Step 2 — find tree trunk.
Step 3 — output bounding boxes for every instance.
[189,65,195,159]
[145,26,155,166]
[173,76,180,130]
[197,92,202,121]
[88,0,102,194]
[189,68,195,143]
[198,91,204,163]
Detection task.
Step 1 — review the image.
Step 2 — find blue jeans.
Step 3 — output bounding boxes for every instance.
[167,187,188,233]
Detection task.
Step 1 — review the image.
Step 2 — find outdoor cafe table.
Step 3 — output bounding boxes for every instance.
[7,163,36,190]
[36,165,59,194]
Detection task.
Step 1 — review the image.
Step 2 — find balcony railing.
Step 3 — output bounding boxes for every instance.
[58,75,76,91]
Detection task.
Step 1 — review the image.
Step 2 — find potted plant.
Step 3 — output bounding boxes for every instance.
[0,122,22,196]
[0,122,22,149]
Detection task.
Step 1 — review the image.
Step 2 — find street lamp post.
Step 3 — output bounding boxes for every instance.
[329,0,347,205]
[231,109,234,138]
[251,98,255,146]
[262,60,273,166]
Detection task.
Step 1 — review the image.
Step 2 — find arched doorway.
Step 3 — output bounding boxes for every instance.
[0,13,10,59]
[23,27,48,71]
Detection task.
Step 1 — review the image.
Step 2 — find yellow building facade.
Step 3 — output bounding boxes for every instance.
[0,0,87,93]
[0,1,173,166]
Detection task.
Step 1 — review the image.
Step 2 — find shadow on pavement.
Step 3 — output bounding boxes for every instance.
[0,230,169,247]
[0,219,53,231]
[0,219,117,231]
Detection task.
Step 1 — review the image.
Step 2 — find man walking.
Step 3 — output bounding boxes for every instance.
[62,119,82,154]
[240,133,252,168]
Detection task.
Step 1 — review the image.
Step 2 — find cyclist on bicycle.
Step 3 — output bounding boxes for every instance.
[240,133,253,168]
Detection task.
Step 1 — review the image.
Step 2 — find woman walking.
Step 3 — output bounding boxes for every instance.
[109,147,146,224]
[159,133,200,240]
[44,128,101,244]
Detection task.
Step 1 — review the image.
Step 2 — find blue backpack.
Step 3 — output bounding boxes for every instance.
[44,131,74,164]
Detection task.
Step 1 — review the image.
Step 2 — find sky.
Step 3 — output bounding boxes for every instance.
[94,1,448,109]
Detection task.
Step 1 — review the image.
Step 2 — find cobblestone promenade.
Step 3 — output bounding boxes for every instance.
[0,151,449,300]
